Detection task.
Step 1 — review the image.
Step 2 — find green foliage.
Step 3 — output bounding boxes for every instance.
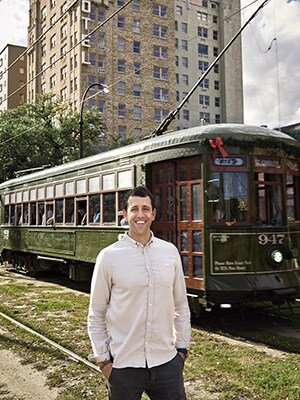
[0,95,104,182]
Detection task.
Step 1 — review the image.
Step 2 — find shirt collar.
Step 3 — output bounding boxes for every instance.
[123,231,154,248]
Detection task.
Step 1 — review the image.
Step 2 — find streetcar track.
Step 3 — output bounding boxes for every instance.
[0,310,99,372]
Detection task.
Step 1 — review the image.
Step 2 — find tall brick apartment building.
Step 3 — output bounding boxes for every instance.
[27,0,243,142]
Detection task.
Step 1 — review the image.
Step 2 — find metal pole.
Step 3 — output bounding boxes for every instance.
[79,83,104,158]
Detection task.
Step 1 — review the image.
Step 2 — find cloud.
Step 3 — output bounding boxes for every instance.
[241,0,300,128]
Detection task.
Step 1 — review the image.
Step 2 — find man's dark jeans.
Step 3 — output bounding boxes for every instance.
[107,353,186,400]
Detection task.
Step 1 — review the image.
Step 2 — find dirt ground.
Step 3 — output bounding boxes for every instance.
[0,347,59,400]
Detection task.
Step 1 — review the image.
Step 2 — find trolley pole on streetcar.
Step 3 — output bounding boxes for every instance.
[79,83,108,159]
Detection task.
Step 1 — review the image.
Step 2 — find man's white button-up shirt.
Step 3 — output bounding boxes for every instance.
[88,232,191,369]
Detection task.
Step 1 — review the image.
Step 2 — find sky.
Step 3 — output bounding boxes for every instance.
[0,0,299,129]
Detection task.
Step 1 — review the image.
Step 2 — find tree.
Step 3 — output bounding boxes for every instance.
[0,95,104,182]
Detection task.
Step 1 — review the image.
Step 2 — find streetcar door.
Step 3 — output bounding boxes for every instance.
[151,156,203,291]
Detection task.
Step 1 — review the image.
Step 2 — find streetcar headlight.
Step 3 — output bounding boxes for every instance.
[270,249,283,264]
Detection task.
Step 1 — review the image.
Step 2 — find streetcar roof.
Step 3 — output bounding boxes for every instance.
[0,123,298,189]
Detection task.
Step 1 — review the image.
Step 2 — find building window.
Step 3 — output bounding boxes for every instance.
[213,30,218,40]
[133,106,141,120]
[198,27,208,38]
[214,64,219,74]
[98,55,105,69]
[199,79,209,89]
[117,82,126,95]
[215,97,220,107]
[197,11,208,21]
[153,4,167,18]
[181,22,187,33]
[50,74,56,88]
[199,61,209,71]
[133,40,140,54]
[134,63,141,75]
[154,108,168,121]
[153,24,167,39]
[133,84,141,97]
[118,37,125,51]
[60,65,67,80]
[118,16,125,29]
[182,40,188,51]
[61,87,67,102]
[133,128,142,138]
[133,0,139,12]
[153,45,168,59]
[182,75,189,85]
[50,54,56,68]
[215,114,221,123]
[199,95,209,106]
[98,10,105,23]
[198,44,208,56]
[133,20,140,33]
[98,101,105,114]
[213,47,218,57]
[99,33,105,49]
[89,53,96,66]
[213,15,218,24]
[118,104,126,118]
[183,110,189,120]
[214,80,220,90]
[182,57,188,68]
[200,112,210,123]
[61,24,68,39]
[154,87,169,102]
[61,44,67,57]
[50,34,57,49]
[118,59,126,73]
[176,5,182,15]
[119,126,126,138]
[153,66,168,80]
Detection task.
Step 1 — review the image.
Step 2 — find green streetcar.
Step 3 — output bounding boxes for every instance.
[1,123,300,312]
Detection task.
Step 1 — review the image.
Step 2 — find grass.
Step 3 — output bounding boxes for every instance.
[0,271,300,399]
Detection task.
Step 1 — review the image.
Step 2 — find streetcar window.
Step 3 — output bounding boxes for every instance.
[255,173,282,225]
[30,203,37,225]
[4,205,9,224]
[10,206,16,225]
[103,193,115,223]
[16,205,22,225]
[45,204,54,225]
[286,174,296,222]
[192,183,201,220]
[65,198,74,223]
[55,199,64,224]
[89,195,101,224]
[211,172,248,223]
[23,203,29,224]
[118,190,128,225]
[38,203,45,225]
[180,185,188,220]
[75,199,87,225]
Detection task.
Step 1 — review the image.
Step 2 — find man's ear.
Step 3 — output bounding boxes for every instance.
[122,209,128,219]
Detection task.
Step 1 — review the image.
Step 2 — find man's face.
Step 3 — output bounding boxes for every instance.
[123,195,156,242]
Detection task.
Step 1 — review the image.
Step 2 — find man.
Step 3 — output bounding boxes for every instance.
[88,186,191,400]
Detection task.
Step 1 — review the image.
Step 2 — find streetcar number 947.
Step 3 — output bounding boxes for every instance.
[258,234,285,245]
